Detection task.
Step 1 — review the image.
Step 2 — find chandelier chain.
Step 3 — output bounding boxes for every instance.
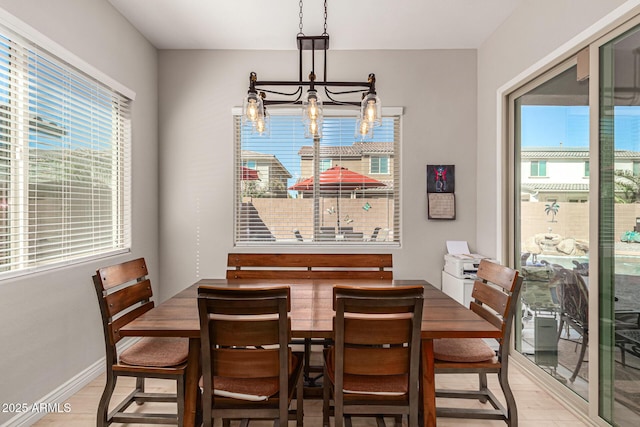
[323,0,328,36]
[298,0,304,36]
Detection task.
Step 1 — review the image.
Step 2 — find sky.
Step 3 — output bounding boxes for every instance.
[521,105,640,151]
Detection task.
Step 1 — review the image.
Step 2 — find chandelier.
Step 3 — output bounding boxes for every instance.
[242,0,382,140]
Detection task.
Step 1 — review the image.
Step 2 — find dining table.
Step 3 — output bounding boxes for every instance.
[119,278,502,427]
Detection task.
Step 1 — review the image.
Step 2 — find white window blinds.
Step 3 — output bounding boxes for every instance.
[234,111,400,245]
[0,25,131,276]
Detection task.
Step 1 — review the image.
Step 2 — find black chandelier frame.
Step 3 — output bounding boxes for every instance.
[247,34,378,108]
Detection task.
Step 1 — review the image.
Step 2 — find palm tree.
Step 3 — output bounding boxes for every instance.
[614,170,640,203]
[545,202,560,222]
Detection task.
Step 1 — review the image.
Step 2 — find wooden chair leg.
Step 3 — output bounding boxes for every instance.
[323,364,330,427]
[297,365,304,427]
[97,374,117,427]
[176,375,185,426]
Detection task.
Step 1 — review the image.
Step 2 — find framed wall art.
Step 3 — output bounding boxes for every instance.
[426,165,455,220]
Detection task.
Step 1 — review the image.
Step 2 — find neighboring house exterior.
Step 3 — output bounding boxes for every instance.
[293,142,394,197]
[242,150,292,197]
[521,147,640,202]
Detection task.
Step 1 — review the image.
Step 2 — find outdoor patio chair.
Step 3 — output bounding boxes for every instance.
[554,267,589,382]
[92,258,189,426]
[432,260,522,426]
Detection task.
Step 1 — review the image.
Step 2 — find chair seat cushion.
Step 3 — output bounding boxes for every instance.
[119,337,189,367]
[200,353,301,401]
[325,347,407,396]
[432,338,496,363]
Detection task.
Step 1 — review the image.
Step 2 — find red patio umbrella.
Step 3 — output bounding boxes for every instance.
[289,166,386,228]
[241,166,260,181]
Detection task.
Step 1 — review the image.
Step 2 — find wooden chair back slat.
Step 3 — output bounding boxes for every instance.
[200,286,291,314]
[97,258,148,290]
[476,260,519,292]
[469,301,504,332]
[109,301,155,344]
[226,253,393,280]
[344,318,412,344]
[210,319,287,347]
[471,281,510,317]
[212,348,281,378]
[104,279,153,318]
[344,346,410,376]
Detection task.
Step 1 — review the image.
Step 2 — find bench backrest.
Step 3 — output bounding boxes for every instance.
[226,253,393,280]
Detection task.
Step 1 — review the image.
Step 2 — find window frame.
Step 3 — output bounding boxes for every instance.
[530,160,547,177]
[370,155,390,174]
[0,12,134,280]
[232,107,403,247]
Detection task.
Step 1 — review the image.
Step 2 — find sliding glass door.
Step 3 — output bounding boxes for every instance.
[512,62,591,400]
[598,24,640,426]
[510,18,640,426]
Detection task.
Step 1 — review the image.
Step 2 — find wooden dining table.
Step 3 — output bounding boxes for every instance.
[120,278,501,427]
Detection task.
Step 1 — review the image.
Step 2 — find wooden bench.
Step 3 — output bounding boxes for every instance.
[226,253,393,396]
[226,253,393,280]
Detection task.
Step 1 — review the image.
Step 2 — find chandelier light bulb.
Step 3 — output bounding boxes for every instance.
[365,100,376,122]
[255,116,265,134]
[361,92,382,127]
[308,98,319,120]
[247,99,258,121]
[303,89,323,126]
[355,118,373,140]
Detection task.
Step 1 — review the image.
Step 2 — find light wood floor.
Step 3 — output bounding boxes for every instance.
[31,361,589,427]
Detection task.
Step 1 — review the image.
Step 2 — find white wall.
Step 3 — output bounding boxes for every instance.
[157,48,478,299]
[476,0,630,260]
[0,1,158,424]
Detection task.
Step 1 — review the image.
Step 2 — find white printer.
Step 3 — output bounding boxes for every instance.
[443,253,488,279]
[441,241,493,307]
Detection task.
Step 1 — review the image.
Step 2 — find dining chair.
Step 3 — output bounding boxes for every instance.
[432,259,522,426]
[323,285,424,427]
[92,258,189,426]
[197,286,304,427]
[554,267,589,382]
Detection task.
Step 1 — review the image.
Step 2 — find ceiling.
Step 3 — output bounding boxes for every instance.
[108,0,523,50]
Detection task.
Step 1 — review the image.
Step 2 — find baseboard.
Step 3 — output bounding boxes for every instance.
[1,358,104,427]
[1,338,138,427]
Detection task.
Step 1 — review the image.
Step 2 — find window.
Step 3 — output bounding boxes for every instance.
[633,160,640,176]
[585,160,590,177]
[370,155,389,174]
[234,111,401,245]
[319,158,332,172]
[0,23,131,277]
[530,160,547,176]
